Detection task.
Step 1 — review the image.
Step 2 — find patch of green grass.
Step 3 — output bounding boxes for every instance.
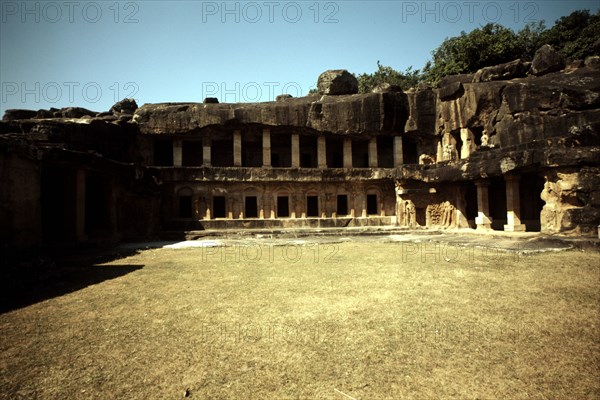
[1,241,599,399]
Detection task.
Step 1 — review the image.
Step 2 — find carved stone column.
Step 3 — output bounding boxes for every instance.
[173,139,182,167]
[394,136,403,166]
[262,128,271,167]
[291,133,300,168]
[368,137,378,167]
[475,180,493,230]
[317,136,327,169]
[504,174,526,232]
[233,130,242,166]
[202,137,212,166]
[343,138,352,168]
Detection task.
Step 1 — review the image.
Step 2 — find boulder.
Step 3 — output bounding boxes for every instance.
[437,73,474,88]
[203,97,219,104]
[276,94,293,102]
[60,107,96,118]
[530,45,565,76]
[317,70,358,95]
[2,109,37,121]
[110,98,138,115]
[585,56,600,69]
[472,59,530,82]
[438,81,464,101]
[565,59,585,72]
[35,109,55,119]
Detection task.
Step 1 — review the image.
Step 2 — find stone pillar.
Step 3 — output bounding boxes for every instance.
[270,197,276,218]
[317,135,327,168]
[227,198,234,219]
[202,137,211,166]
[259,195,265,219]
[369,137,378,168]
[198,196,207,220]
[454,191,468,228]
[436,141,443,163]
[233,130,242,167]
[320,194,327,218]
[360,194,367,218]
[475,180,492,230]
[173,139,182,167]
[291,133,300,168]
[205,197,212,220]
[343,138,352,168]
[504,174,526,232]
[263,195,274,219]
[262,128,271,167]
[394,136,403,167]
[460,128,476,159]
[290,195,297,219]
[75,168,86,242]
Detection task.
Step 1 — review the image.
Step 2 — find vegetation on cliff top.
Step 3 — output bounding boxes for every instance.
[354,9,600,92]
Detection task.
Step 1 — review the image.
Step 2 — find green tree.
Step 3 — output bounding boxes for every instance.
[515,21,547,59]
[423,23,525,84]
[541,9,600,60]
[355,61,421,93]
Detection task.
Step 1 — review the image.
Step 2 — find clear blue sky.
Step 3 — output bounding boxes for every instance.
[1,1,598,114]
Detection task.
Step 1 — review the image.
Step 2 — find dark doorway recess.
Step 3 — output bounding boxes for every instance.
[277,196,289,217]
[182,141,203,166]
[465,182,477,228]
[367,194,378,215]
[85,174,111,236]
[179,196,192,218]
[337,195,348,216]
[520,173,544,232]
[154,139,173,166]
[489,177,507,230]
[213,196,226,218]
[307,196,319,217]
[403,137,418,165]
[245,196,258,218]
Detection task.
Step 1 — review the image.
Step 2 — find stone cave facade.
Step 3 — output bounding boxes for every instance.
[1,57,600,251]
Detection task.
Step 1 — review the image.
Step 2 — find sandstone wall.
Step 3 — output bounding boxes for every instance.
[541,167,600,235]
[0,152,41,248]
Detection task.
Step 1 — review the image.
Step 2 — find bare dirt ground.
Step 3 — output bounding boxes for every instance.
[1,234,599,399]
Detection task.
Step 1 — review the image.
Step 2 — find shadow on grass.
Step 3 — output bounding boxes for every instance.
[0,247,144,314]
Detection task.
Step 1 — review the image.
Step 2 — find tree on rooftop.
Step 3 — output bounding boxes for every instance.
[355,61,421,93]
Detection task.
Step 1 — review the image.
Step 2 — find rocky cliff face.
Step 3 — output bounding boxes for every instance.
[404,60,600,149]
[132,92,407,136]
[396,57,600,235]
[2,60,599,239]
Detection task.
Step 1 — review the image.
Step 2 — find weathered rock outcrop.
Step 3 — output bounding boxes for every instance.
[541,167,600,235]
[110,98,138,115]
[317,69,359,95]
[132,92,408,136]
[530,44,566,76]
[472,59,530,82]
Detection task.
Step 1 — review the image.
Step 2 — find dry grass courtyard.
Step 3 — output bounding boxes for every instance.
[1,236,599,399]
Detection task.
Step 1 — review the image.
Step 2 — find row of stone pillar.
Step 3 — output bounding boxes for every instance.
[171,129,405,168]
[194,193,386,220]
[475,175,526,231]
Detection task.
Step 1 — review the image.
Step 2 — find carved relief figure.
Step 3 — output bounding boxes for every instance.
[405,200,416,228]
[481,130,489,147]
